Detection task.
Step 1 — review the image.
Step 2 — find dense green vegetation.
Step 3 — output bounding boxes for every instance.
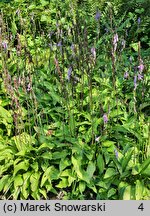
[0,0,150,200]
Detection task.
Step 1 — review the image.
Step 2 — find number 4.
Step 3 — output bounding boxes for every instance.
[138,203,144,211]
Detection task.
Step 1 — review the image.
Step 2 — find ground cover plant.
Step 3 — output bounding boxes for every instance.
[0,0,150,200]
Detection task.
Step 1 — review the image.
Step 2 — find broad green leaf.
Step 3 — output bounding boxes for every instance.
[13,132,35,152]
[0,106,12,123]
[97,154,105,174]
[107,188,117,198]
[123,185,135,200]
[30,162,39,172]
[79,181,86,193]
[104,168,117,179]
[56,177,68,188]
[86,161,96,180]
[13,160,29,176]
[87,184,97,193]
[102,140,116,147]
[135,180,144,200]
[39,188,47,199]
[139,157,150,174]
[141,164,150,176]
[59,157,71,171]
[41,166,60,187]
[11,20,17,35]
[52,150,69,159]
[14,174,23,188]
[123,185,131,200]
[30,172,41,192]
[130,42,138,52]
[0,175,10,192]
[38,142,55,150]
[39,152,52,160]
[121,149,133,172]
[22,172,32,199]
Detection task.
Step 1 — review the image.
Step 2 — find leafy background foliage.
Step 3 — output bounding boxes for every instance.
[0,0,150,200]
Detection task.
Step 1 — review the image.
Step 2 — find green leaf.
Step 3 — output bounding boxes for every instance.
[121,149,133,172]
[41,166,60,187]
[39,188,47,199]
[97,154,105,174]
[107,188,117,198]
[59,157,71,171]
[139,157,150,174]
[102,140,116,147]
[22,171,32,199]
[13,160,29,176]
[56,177,68,188]
[0,175,10,192]
[52,150,69,159]
[130,42,138,52]
[86,161,96,180]
[123,185,131,200]
[135,180,144,200]
[39,152,52,160]
[30,172,41,192]
[14,174,23,188]
[11,20,17,35]
[38,142,55,150]
[87,184,97,193]
[79,181,86,194]
[104,168,117,179]
[0,106,13,123]
[123,185,136,200]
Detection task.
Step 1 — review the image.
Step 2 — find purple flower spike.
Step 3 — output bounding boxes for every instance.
[2,41,8,50]
[57,41,62,47]
[95,11,101,21]
[103,113,108,124]
[113,33,118,45]
[138,64,144,72]
[138,17,141,25]
[91,47,96,59]
[134,75,137,90]
[138,73,143,80]
[27,83,31,92]
[67,67,72,81]
[114,149,118,159]
[124,71,129,79]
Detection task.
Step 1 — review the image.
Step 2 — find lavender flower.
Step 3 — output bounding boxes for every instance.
[113,33,118,45]
[103,113,108,124]
[114,149,118,159]
[134,75,137,90]
[91,47,96,59]
[27,83,31,92]
[138,17,141,25]
[121,39,126,50]
[138,73,143,80]
[95,11,101,21]
[57,41,62,47]
[124,71,129,79]
[2,41,8,50]
[138,63,144,72]
[113,33,118,51]
[67,67,72,81]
